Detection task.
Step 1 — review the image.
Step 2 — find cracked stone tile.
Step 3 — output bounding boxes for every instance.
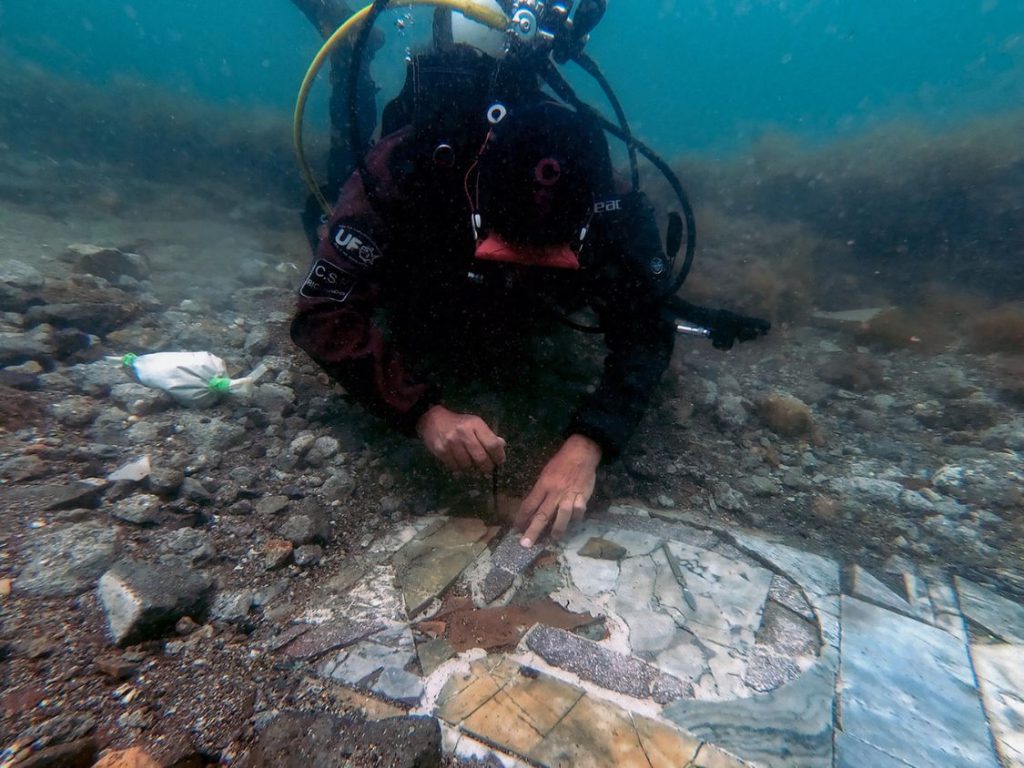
[274,618,383,660]
[767,575,815,623]
[902,572,935,623]
[417,637,455,676]
[921,568,968,640]
[393,518,500,616]
[656,633,713,683]
[371,666,424,707]
[972,644,1024,767]
[479,530,545,604]
[742,647,799,693]
[955,577,1024,644]
[659,541,773,651]
[597,528,664,558]
[848,565,917,619]
[730,532,840,599]
[835,732,915,768]
[322,639,416,687]
[563,527,621,597]
[692,743,757,768]
[439,659,713,767]
[526,625,692,704]
[664,647,838,768]
[839,596,999,768]
[595,511,721,550]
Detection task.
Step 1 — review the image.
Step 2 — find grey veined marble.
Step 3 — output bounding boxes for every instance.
[838,596,999,768]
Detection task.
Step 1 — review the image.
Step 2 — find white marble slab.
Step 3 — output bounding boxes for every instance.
[956,577,1024,645]
[839,596,999,768]
[972,644,1024,768]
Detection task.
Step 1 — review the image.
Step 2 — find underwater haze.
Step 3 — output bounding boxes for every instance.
[3,0,1024,152]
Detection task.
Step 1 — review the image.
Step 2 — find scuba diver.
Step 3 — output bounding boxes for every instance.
[290,0,770,548]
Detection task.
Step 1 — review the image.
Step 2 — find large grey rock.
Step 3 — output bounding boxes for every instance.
[0,324,55,366]
[69,244,149,282]
[16,521,119,597]
[175,412,247,452]
[278,504,329,545]
[65,358,126,397]
[97,560,213,646]
[0,258,45,311]
[252,712,441,768]
[157,527,216,565]
[111,493,161,526]
[25,300,137,336]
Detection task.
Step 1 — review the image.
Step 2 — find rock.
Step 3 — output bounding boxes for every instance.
[319,469,354,501]
[0,258,45,311]
[178,477,213,505]
[264,539,294,570]
[921,365,973,398]
[94,655,141,680]
[942,396,1000,431]
[64,358,126,396]
[818,353,884,391]
[107,456,152,483]
[757,393,814,437]
[147,467,184,496]
[715,394,750,430]
[294,544,323,568]
[25,300,137,336]
[578,537,628,561]
[744,475,781,497]
[12,737,98,768]
[289,433,316,456]
[828,476,904,506]
[110,382,168,416]
[1,454,49,481]
[157,528,216,565]
[255,495,290,516]
[252,383,295,415]
[97,560,213,646]
[92,746,161,768]
[112,494,162,526]
[304,436,340,467]
[210,589,254,624]
[0,324,56,366]
[69,244,150,282]
[16,521,119,597]
[175,413,246,453]
[713,482,749,513]
[278,504,329,545]
[252,712,442,768]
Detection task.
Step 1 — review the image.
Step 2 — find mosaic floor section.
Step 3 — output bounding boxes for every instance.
[267,505,1024,767]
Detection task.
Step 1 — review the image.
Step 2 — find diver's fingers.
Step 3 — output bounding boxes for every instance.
[476,428,507,467]
[571,493,587,523]
[450,442,475,473]
[522,494,558,548]
[464,435,495,474]
[550,496,578,541]
[515,484,547,532]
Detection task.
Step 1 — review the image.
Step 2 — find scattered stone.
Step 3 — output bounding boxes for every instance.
[107,456,151,483]
[255,495,290,516]
[757,393,814,437]
[178,477,213,505]
[110,382,167,416]
[527,625,692,703]
[251,712,442,768]
[278,504,329,545]
[715,394,750,430]
[818,353,884,392]
[25,300,138,337]
[11,737,98,768]
[304,436,340,467]
[112,494,162,526]
[372,666,425,707]
[16,521,119,597]
[94,655,141,680]
[828,476,904,506]
[68,243,150,282]
[713,482,749,513]
[97,560,214,646]
[210,589,254,624]
[264,539,294,570]
[0,324,56,367]
[294,544,323,568]
[147,467,184,496]
[578,537,628,561]
[157,528,216,565]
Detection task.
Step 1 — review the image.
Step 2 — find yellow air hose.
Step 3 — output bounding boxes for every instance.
[294,0,509,216]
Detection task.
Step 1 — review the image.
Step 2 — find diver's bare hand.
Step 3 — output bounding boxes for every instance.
[516,434,602,548]
[417,405,506,474]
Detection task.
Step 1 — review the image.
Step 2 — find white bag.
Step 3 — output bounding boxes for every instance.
[116,351,267,408]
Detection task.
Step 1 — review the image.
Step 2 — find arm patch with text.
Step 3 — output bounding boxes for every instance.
[331,224,383,269]
[299,259,358,303]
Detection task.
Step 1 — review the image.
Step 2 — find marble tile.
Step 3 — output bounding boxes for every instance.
[848,565,916,619]
[902,572,936,623]
[839,596,999,768]
[438,659,706,768]
[730,533,840,598]
[956,577,1024,645]
[691,743,757,768]
[835,732,915,768]
[664,648,838,768]
[972,644,1024,767]
[526,625,692,703]
[756,602,820,658]
[599,528,664,558]
[922,569,968,641]
[563,529,621,597]
[767,575,816,623]
[392,518,499,616]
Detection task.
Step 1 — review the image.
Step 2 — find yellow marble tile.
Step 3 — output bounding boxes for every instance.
[436,659,516,723]
[691,743,756,768]
[632,713,703,767]
[463,676,584,756]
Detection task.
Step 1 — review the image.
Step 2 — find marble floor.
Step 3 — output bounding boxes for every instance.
[268,504,1024,767]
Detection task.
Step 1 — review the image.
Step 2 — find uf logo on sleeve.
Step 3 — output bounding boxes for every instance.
[332,224,382,268]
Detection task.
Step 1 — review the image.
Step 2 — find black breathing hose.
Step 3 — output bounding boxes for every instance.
[573,52,640,192]
[540,61,696,296]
